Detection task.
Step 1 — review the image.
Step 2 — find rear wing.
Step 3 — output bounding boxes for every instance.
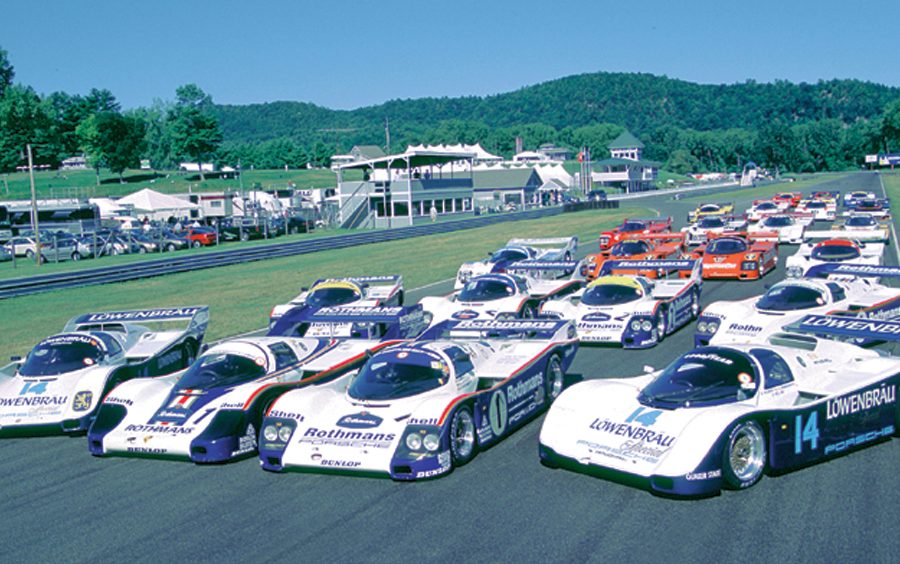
[627,232,686,244]
[507,237,578,253]
[709,231,779,242]
[268,305,429,339]
[803,230,887,242]
[599,259,699,278]
[314,274,402,287]
[803,263,900,279]
[65,306,209,335]
[507,260,580,279]
[419,319,575,342]
[304,305,422,324]
[784,314,900,343]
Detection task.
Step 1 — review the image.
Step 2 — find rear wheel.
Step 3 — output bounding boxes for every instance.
[71,252,81,261]
[192,240,202,248]
[240,231,250,242]
[690,289,701,319]
[138,246,147,254]
[25,249,34,259]
[449,406,477,466]
[166,243,176,252]
[544,355,565,401]
[722,421,766,489]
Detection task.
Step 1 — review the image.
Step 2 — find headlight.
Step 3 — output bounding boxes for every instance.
[630,319,641,331]
[787,266,802,278]
[745,253,758,260]
[263,425,279,442]
[406,433,423,450]
[423,433,440,452]
[698,321,707,333]
[708,322,719,334]
[641,320,652,331]
[278,425,293,442]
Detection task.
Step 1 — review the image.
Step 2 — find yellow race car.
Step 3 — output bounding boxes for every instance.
[687,202,734,223]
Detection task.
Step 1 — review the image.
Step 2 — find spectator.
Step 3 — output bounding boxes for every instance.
[430,204,437,223]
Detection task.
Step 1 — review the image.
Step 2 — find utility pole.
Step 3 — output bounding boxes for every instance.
[27,144,42,267]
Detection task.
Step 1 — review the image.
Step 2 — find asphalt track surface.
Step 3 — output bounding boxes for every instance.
[1,173,897,563]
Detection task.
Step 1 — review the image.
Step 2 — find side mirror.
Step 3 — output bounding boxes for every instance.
[199,344,209,354]
[10,355,22,362]
[642,365,655,374]
[300,287,308,292]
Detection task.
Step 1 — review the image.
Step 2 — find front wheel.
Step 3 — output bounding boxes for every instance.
[166,243,176,252]
[690,289,701,319]
[71,252,81,261]
[544,355,565,402]
[655,307,668,343]
[192,240,202,248]
[240,231,249,242]
[138,246,147,254]
[722,421,766,490]
[449,406,477,466]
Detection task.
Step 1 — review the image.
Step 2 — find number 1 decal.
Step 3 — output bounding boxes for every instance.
[794,411,820,454]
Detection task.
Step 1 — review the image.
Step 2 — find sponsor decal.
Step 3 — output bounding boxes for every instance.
[19,381,49,395]
[408,417,438,426]
[588,418,676,447]
[683,352,733,365]
[826,384,895,420]
[824,426,894,455]
[454,319,561,331]
[84,307,202,322]
[269,410,304,421]
[799,315,900,336]
[507,374,543,405]
[336,412,383,429]
[301,427,396,445]
[452,310,481,320]
[582,312,611,322]
[685,469,722,481]
[124,424,194,435]
[489,390,508,437]
[72,391,93,412]
[232,424,257,456]
[320,459,362,468]
[105,396,133,407]
[38,334,99,348]
[314,306,404,317]
[168,391,202,410]
[126,447,168,454]
[727,323,763,335]
[0,396,67,408]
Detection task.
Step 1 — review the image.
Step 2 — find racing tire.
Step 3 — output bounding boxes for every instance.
[289,226,299,235]
[138,246,147,254]
[71,252,81,262]
[449,406,477,467]
[240,231,250,242]
[25,249,34,259]
[112,248,121,256]
[690,289,701,319]
[520,303,537,319]
[722,421,767,490]
[396,290,405,306]
[166,243,176,252]
[544,355,565,402]
[655,307,668,343]
[192,240,202,248]
[564,251,572,261]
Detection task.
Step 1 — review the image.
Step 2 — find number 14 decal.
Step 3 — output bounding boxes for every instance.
[794,412,820,454]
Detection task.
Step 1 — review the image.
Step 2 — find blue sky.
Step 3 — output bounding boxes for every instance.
[3,0,898,110]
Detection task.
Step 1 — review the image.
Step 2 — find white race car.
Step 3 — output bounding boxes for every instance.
[843,190,875,207]
[0,307,209,437]
[680,216,748,246]
[785,231,885,278]
[454,237,578,289]
[88,306,428,463]
[796,199,836,221]
[745,200,788,222]
[540,260,702,348]
[422,261,583,325]
[539,315,900,497]
[832,214,891,242]
[747,213,813,244]
[269,275,404,325]
[695,263,900,347]
[258,318,578,479]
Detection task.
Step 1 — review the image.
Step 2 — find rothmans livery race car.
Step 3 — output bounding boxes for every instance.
[422,261,583,325]
[785,231,885,278]
[842,190,875,207]
[0,307,209,437]
[680,216,748,246]
[268,275,404,325]
[747,213,813,244]
[691,232,779,280]
[832,214,890,242]
[581,233,687,279]
[455,237,578,289]
[598,217,672,250]
[539,314,900,497]
[745,200,788,223]
[843,197,890,219]
[87,306,429,463]
[695,263,900,347]
[258,318,578,479]
[541,260,702,348]
[796,199,836,221]
[688,203,734,223]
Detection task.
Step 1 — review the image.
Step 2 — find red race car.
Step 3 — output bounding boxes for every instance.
[598,217,672,250]
[690,231,778,280]
[772,191,803,208]
[582,233,687,279]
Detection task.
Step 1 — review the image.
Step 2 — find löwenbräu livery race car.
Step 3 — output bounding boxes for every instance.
[0,307,208,437]
[540,260,702,348]
[268,275,404,326]
[454,237,578,289]
[88,307,427,463]
[258,319,578,479]
[539,315,899,497]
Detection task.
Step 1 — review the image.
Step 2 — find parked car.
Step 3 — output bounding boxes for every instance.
[184,226,217,247]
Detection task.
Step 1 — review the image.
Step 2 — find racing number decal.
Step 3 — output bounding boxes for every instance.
[19,382,48,395]
[794,412,820,454]
[489,390,508,437]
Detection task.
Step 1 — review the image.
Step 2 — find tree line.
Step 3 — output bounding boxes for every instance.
[2,45,900,178]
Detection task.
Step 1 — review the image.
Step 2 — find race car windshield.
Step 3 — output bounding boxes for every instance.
[706,238,747,255]
[806,201,825,209]
[763,216,792,227]
[698,217,725,228]
[306,287,362,308]
[858,200,879,208]
[620,221,646,232]
[176,353,266,389]
[846,216,875,227]
[756,284,825,311]
[19,337,105,376]
[700,205,719,213]
[490,248,528,262]
[757,202,777,210]
[610,241,650,256]
[581,284,642,305]
[458,279,515,302]
[811,244,860,261]
[639,348,758,408]
[348,351,447,401]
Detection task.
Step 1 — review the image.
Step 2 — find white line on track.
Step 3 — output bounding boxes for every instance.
[875,173,900,264]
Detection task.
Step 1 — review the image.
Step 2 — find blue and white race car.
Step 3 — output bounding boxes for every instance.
[87,306,427,463]
[785,231,886,278]
[455,237,578,288]
[842,190,875,208]
[422,261,583,325]
[268,275,404,326]
[696,264,900,347]
[540,260,702,348]
[259,319,577,479]
[0,307,208,437]
[539,314,899,497]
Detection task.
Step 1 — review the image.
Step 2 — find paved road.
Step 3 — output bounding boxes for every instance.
[1,172,896,563]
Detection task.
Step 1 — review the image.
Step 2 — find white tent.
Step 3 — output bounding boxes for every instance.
[116,188,198,220]
[88,197,130,218]
[534,163,573,187]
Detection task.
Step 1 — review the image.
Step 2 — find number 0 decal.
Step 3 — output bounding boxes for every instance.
[489,390,508,437]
